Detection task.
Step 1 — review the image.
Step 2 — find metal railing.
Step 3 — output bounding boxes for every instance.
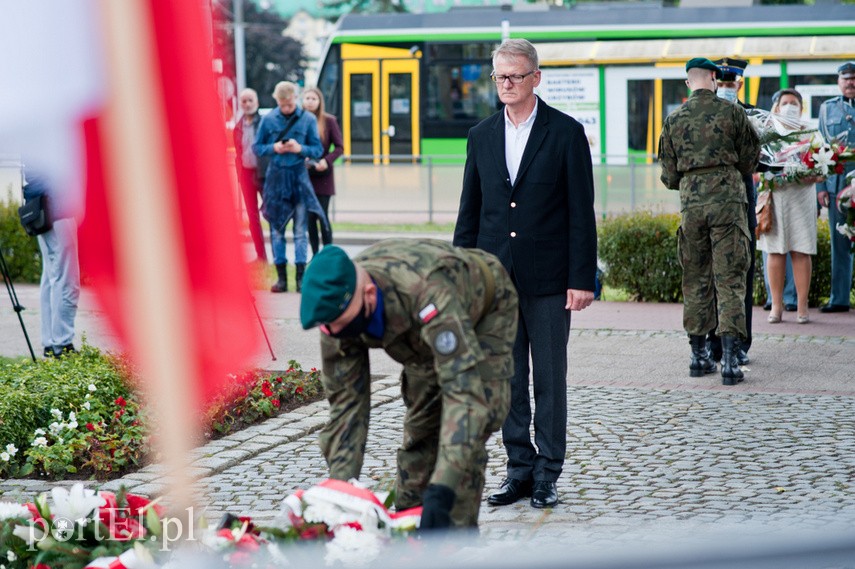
[327,154,679,224]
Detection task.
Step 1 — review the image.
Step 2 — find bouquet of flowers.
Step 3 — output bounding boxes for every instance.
[191,479,421,567]
[836,172,855,250]
[0,480,421,568]
[0,483,165,569]
[747,109,854,193]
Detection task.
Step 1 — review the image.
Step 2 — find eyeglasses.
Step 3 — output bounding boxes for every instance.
[490,71,536,84]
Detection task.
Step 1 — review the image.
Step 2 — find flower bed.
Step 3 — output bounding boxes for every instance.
[0,479,420,568]
[0,346,323,481]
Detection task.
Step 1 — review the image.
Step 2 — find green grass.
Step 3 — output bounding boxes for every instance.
[331,221,455,233]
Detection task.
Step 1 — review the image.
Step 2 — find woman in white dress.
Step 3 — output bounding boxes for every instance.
[757,89,817,324]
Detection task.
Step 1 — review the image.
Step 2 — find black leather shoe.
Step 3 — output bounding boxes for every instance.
[43,347,55,359]
[736,348,749,366]
[530,481,558,509]
[784,304,797,312]
[53,344,77,357]
[820,304,850,313]
[763,303,772,311]
[487,478,532,506]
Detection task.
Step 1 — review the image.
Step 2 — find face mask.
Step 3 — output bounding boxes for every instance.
[717,87,738,103]
[780,104,801,119]
[328,307,372,339]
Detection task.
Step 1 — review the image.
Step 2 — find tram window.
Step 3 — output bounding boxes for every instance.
[627,79,653,154]
[317,44,340,117]
[426,63,497,122]
[428,43,494,61]
[754,77,782,112]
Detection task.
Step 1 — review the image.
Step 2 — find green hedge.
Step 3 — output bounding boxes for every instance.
[601,212,855,306]
[0,196,42,283]
[598,211,683,302]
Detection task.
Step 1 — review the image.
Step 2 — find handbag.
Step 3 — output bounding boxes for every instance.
[755,190,774,238]
[18,194,52,237]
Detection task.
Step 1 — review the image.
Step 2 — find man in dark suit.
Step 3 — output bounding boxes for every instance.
[453,39,597,510]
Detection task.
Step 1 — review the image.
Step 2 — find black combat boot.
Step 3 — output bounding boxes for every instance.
[270,262,288,293]
[295,263,306,293]
[721,335,745,386]
[689,335,716,377]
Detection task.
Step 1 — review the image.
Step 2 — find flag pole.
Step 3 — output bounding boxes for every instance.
[97,0,200,530]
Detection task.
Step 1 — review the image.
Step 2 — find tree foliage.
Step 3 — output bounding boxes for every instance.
[213,0,306,107]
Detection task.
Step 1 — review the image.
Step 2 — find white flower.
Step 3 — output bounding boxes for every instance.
[0,453,8,462]
[32,437,48,448]
[6,444,18,456]
[302,501,346,527]
[0,502,31,520]
[68,412,76,422]
[812,147,835,174]
[5,552,14,562]
[837,222,855,239]
[49,422,63,436]
[82,401,91,410]
[33,428,45,436]
[324,526,382,567]
[50,483,105,523]
[67,421,79,431]
[88,384,97,392]
[12,523,45,546]
[50,408,63,421]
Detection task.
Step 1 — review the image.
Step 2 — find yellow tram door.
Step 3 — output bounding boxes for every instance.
[381,58,419,163]
[341,44,420,164]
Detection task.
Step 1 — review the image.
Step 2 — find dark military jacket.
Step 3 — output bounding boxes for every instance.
[658,89,760,210]
[318,239,510,491]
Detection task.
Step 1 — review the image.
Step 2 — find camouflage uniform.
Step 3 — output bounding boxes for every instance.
[659,89,760,338]
[317,239,519,527]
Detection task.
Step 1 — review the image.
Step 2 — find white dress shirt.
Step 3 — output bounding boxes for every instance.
[504,102,538,185]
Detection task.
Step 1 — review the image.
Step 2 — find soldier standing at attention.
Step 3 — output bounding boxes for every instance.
[658,58,760,386]
[299,240,519,530]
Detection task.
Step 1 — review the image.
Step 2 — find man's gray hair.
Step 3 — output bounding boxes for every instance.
[272,81,298,101]
[492,39,539,70]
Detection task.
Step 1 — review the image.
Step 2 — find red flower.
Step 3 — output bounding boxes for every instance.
[272,399,280,408]
[85,422,95,431]
[126,493,166,517]
[275,376,283,383]
[295,385,304,395]
[835,162,845,175]
[261,380,273,398]
[299,524,326,540]
[33,565,52,569]
[115,396,127,407]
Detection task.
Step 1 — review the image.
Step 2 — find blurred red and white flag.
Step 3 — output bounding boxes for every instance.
[0,0,260,413]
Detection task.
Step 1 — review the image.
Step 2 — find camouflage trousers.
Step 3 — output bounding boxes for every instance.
[395,255,517,527]
[678,202,751,338]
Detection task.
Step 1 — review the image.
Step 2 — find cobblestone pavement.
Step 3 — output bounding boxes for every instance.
[3,331,855,555]
[3,283,855,560]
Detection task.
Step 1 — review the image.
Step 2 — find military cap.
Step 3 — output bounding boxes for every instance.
[838,61,855,78]
[300,245,357,330]
[714,57,748,82]
[686,57,723,79]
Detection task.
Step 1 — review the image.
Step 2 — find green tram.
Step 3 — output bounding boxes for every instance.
[315,3,855,164]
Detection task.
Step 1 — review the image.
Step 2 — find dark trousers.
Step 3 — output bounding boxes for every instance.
[237,166,267,261]
[308,194,333,256]
[503,292,570,483]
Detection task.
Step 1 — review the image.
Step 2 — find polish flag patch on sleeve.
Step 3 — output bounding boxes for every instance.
[419,303,439,323]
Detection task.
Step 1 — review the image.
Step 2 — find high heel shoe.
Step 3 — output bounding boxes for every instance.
[767,313,782,324]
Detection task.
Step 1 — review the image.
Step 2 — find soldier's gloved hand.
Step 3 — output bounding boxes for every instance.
[419,484,456,531]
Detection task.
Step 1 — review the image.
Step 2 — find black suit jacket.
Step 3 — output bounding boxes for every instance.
[453,97,597,297]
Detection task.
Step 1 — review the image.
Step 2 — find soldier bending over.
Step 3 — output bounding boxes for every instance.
[300,240,519,530]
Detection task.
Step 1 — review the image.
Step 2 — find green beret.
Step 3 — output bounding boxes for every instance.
[300,246,356,330]
[686,57,723,79]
